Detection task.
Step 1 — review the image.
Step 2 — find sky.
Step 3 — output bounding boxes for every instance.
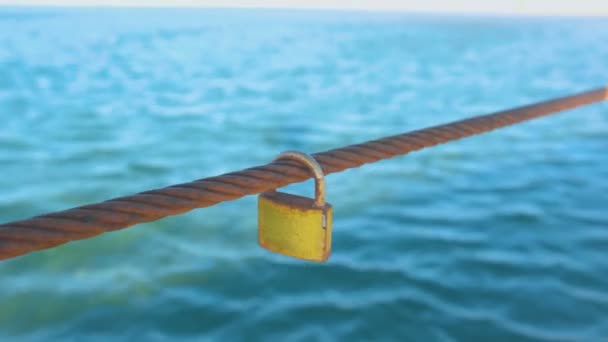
[1,0,608,16]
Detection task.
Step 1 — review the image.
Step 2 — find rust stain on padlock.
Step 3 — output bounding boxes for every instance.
[258,151,333,262]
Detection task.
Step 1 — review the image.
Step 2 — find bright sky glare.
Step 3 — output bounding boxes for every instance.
[1,0,608,16]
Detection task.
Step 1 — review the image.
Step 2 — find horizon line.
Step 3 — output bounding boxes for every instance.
[1,2,608,18]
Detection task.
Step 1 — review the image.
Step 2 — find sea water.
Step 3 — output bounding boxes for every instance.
[0,7,607,341]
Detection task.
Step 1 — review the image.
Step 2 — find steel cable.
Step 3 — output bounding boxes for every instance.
[1,86,606,260]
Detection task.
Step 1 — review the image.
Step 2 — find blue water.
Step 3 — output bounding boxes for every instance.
[1,7,608,341]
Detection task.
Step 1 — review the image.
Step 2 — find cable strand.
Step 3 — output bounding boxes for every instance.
[0,86,606,260]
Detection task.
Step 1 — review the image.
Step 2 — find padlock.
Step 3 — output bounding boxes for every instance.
[258,151,332,262]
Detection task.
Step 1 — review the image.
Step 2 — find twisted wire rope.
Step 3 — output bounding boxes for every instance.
[1,87,606,260]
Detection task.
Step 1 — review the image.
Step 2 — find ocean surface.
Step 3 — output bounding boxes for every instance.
[0,7,607,341]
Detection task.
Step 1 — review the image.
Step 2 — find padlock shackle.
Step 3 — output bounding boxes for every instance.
[274,151,325,207]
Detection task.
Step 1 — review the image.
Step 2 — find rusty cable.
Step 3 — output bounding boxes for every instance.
[1,86,607,261]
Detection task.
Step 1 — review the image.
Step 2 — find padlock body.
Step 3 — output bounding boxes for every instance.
[258,191,332,262]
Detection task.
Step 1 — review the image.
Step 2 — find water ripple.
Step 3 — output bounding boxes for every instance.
[0,7,607,341]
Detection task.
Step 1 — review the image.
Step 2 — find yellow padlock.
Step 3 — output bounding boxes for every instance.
[258,151,332,262]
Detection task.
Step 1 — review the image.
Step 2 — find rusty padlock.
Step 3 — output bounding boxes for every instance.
[258,151,332,262]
